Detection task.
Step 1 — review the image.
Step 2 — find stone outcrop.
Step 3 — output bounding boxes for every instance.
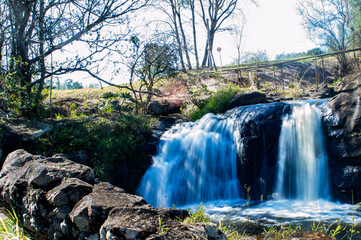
[0,149,225,240]
[229,91,269,109]
[324,73,361,203]
[147,101,181,116]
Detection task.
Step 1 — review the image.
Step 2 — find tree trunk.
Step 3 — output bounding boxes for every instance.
[35,0,45,115]
[176,6,192,70]
[190,1,199,69]
[170,0,186,72]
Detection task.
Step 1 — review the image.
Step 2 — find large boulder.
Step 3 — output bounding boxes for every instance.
[0,149,225,240]
[229,91,269,109]
[324,73,361,202]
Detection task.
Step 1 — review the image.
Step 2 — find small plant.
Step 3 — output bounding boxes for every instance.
[219,221,247,240]
[0,208,31,240]
[188,84,241,121]
[183,203,211,224]
[264,223,301,240]
[158,216,169,234]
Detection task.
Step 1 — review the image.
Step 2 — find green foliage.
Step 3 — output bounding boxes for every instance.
[0,73,44,118]
[264,223,302,240]
[0,208,31,240]
[35,115,151,182]
[184,203,211,224]
[158,216,170,234]
[188,85,241,121]
[219,221,246,240]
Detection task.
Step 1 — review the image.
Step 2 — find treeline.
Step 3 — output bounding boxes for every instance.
[0,0,252,118]
[275,48,324,61]
[0,0,360,118]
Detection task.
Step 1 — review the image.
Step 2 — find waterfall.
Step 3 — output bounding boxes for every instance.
[276,102,329,201]
[137,113,241,207]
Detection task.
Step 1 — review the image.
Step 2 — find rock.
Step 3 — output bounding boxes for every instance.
[147,101,180,116]
[334,72,361,92]
[229,91,269,109]
[285,231,335,240]
[325,77,361,203]
[0,150,225,239]
[46,178,93,207]
[157,208,189,220]
[69,186,148,235]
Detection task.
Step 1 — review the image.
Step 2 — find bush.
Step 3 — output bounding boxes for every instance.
[34,115,152,185]
[188,85,241,121]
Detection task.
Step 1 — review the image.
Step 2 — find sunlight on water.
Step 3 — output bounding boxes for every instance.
[137,113,241,207]
[200,199,361,226]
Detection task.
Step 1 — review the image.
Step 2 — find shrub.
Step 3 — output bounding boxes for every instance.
[188,85,241,121]
[34,115,152,184]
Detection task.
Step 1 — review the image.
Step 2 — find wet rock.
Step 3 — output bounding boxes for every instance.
[325,74,361,203]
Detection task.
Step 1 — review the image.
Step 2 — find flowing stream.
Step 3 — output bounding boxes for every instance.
[138,100,361,233]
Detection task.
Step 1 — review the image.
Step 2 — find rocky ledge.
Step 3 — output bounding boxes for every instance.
[0,149,225,240]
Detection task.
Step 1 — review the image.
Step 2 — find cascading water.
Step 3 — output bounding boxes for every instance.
[137,113,241,207]
[275,102,329,200]
[138,100,361,228]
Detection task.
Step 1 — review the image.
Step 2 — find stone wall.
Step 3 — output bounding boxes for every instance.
[0,149,225,240]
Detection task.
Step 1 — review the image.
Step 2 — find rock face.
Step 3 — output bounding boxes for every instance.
[229,91,269,109]
[324,73,361,203]
[228,102,290,199]
[0,149,225,240]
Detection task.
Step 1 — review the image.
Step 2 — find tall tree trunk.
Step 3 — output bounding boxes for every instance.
[190,1,199,69]
[35,0,45,114]
[176,4,192,70]
[170,0,186,71]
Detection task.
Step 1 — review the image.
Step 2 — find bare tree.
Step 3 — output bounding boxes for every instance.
[298,0,352,74]
[1,0,149,117]
[229,13,246,66]
[188,0,200,69]
[199,0,238,68]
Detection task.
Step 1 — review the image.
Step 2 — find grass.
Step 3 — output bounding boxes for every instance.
[0,208,31,240]
[33,115,153,187]
[188,84,242,121]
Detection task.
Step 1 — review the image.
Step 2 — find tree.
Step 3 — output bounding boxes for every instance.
[298,0,352,74]
[349,0,361,47]
[127,40,178,112]
[199,0,238,68]
[243,50,269,64]
[1,0,149,117]
[229,14,246,66]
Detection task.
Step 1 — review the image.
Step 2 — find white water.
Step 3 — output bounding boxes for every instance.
[137,113,241,207]
[138,101,361,233]
[276,102,329,200]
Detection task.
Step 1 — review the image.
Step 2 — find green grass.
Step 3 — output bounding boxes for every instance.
[34,115,152,185]
[0,208,31,240]
[188,84,242,121]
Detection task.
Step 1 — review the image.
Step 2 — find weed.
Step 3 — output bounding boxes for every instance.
[0,208,31,240]
[158,216,169,234]
[188,84,241,121]
[183,203,211,224]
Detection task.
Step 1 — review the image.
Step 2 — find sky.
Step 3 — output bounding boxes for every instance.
[58,0,318,86]
[216,0,317,65]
